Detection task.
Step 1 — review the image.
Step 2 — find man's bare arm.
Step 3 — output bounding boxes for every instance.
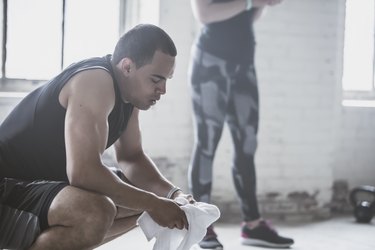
[61,70,188,229]
[62,69,153,208]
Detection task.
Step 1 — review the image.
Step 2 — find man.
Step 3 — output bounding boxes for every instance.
[0,24,191,249]
[188,0,294,249]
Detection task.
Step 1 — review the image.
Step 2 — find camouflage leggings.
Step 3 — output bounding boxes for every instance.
[188,46,260,221]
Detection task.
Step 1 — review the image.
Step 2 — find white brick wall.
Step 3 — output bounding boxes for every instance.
[139,0,364,217]
[254,0,341,209]
[334,107,375,188]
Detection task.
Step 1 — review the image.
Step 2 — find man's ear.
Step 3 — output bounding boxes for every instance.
[120,58,134,75]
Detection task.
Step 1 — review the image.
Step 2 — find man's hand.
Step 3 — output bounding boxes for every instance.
[148,196,189,230]
[172,191,196,204]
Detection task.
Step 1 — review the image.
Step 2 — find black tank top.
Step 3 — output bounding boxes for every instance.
[0,55,133,181]
[196,0,256,64]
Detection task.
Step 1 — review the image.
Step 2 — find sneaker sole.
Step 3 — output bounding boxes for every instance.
[241,238,293,248]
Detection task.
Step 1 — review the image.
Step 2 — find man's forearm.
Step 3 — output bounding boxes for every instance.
[117,151,176,198]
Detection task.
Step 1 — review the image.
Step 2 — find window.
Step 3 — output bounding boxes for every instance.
[342,0,375,92]
[1,0,122,81]
[63,0,120,67]
[122,0,160,32]
[6,0,63,80]
[0,0,160,83]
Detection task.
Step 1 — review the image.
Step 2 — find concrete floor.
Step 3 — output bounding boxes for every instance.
[96,216,375,250]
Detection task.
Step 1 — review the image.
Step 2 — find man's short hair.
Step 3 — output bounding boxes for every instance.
[112,24,177,68]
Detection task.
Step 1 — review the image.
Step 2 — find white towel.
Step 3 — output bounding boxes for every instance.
[137,197,220,250]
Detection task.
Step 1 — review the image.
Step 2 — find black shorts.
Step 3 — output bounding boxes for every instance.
[0,168,122,248]
[0,178,67,231]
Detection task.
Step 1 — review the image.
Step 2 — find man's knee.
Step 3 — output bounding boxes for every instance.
[48,187,117,247]
[87,194,117,222]
[54,187,116,246]
[80,194,117,244]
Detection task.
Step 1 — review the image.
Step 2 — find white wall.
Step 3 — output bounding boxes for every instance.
[334,107,375,187]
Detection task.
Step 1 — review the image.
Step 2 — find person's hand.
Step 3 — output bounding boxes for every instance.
[172,190,196,204]
[148,196,189,230]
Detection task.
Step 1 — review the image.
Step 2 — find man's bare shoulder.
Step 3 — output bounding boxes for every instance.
[59,68,115,109]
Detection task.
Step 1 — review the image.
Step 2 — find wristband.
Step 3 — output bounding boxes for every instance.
[167,186,181,199]
[246,0,253,10]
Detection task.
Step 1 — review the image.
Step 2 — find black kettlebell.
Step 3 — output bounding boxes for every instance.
[349,185,375,223]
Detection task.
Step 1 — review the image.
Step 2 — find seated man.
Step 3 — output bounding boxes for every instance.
[0,24,191,249]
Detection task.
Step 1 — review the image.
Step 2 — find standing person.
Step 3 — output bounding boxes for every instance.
[0,24,193,249]
[188,0,294,249]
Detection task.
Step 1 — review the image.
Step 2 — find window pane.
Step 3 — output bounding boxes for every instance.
[63,0,120,67]
[7,0,62,80]
[342,0,375,91]
[122,0,160,32]
[139,0,159,25]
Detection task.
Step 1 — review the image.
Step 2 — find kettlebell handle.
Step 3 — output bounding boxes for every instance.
[349,185,375,206]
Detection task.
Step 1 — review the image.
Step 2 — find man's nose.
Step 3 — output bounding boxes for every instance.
[157,82,166,95]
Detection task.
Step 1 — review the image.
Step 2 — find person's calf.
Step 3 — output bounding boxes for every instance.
[100,214,140,247]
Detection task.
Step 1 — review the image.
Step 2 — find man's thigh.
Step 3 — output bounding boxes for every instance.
[47,183,141,223]
[47,185,117,228]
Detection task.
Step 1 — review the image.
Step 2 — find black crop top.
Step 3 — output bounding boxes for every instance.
[196,0,256,64]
